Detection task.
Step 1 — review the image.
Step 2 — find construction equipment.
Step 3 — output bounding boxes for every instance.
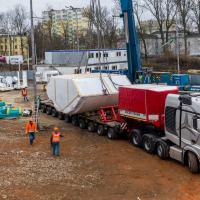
[41,84,200,173]
[0,101,21,119]
[119,0,142,83]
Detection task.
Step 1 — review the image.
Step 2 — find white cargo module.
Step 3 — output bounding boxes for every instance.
[46,74,131,114]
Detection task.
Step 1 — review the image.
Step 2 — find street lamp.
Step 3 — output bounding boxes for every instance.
[30,0,38,123]
[176,11,180,74]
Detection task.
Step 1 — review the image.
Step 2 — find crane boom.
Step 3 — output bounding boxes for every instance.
[119,0,142,83]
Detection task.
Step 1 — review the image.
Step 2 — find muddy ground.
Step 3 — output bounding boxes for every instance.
[0,88,199,200]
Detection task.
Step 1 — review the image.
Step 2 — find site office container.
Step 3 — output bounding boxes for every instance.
[118,85,179,130]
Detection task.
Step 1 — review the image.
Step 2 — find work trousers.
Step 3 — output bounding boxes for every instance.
[52,142,60,156]
[29,132,35,145]
[23,96,29,102]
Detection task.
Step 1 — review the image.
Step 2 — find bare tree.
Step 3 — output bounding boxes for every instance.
[84,2,119,49]
[42,7,54,48]
[12,5,29,56]
[143,0,177,52]
[133,2,148,60]
[191,0,200,34]
[176,0,191,55]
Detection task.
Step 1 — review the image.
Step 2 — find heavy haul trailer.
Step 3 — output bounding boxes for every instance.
[118,84,200,173]
[40,84,200,173]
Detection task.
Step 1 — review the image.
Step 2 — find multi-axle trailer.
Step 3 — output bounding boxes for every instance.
[40,84,200,173]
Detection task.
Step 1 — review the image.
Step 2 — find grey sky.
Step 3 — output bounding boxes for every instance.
[0,0,115,16]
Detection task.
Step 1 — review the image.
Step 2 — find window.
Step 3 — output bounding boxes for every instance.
[112,65,117,70]
[165,107,177,135]
[116,51,121,57]
[96,52,101,58]
[85,68,91,72]
[94,66,101,70]
[89,53,94,58]
[74,69,82,74]
[15,45,18,49]
[0,46,3,50]
[103,52,108,58]
[103,66,109,70]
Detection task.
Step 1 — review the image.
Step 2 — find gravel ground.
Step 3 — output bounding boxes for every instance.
[0,88,200,200]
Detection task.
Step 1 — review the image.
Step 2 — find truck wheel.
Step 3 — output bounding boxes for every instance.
[97,125,105,136]
[79,119,87,129]
[156,141,169,160]
[142,134,156,154]
[64,115,71,123]
[41,105,46,113]
[46,107,52,115]
[51,108,58,117]
[71,116,79,126]
[131,129,142,147]
[58,112,64,120]
[107,128,117,140]
[188,152,199,173]
[88,122,96,132]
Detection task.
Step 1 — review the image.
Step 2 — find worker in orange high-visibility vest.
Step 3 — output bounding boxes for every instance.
[51,127,63,156]
[26,118,37,145]
[22,88,28,102]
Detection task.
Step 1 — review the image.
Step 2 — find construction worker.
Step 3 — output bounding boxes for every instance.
[51,127,63,156]
[22,88,28,102]
[26,118,37,145]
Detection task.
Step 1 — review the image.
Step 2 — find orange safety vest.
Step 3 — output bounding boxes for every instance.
[26,122,37,134]
[22,89,27,97]
[52,132,61,143]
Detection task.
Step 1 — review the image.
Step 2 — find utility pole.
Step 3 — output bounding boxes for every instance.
[176,12,180,74]
[30,0,37,123]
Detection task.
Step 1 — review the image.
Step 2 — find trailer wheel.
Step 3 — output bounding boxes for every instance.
[156,141,169,160]
[142,134,156,154]
[58,112,64,120]
[107,128,117,140]
[97,125,105,136]
[41,105,46,113]
[64,115,71,123]
[46,106,52,115]
[188,152,199,173]
[131,129,142,147]
[71,116,79,126]
[79,119,87,129]
[88,122,96,132]
[51,108,58,117]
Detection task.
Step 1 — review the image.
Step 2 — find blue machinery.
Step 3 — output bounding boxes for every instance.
[119,0,142,83]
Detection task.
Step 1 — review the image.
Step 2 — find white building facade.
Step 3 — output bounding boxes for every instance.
[45,49,128,73]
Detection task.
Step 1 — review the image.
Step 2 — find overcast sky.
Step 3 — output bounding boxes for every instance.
[0,0,115,16]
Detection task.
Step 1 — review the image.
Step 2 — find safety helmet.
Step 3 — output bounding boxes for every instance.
[54,127,59,131]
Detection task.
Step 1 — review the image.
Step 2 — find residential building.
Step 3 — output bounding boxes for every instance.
[0,34,29,58]
[45,48,128,72]
[42,8,89,42]
[139,31,199,57]
[140,20,177,34]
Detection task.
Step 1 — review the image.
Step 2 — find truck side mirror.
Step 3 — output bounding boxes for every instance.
[193,116,200,131]
[197,119,200,131]
[179,95,192,105]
